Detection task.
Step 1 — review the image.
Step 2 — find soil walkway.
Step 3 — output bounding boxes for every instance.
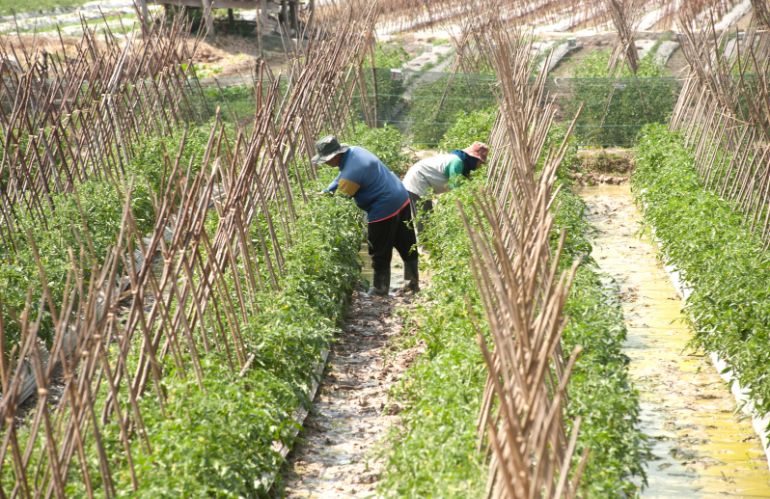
[278,257,420,498]
[581,183,770,497]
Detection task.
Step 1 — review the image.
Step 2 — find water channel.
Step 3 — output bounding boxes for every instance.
[581,183,770,497]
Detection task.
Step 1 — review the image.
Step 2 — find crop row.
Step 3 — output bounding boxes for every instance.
[0,116,365,494]
[71,174,361,496]
[380,124,648,497]
[0,12,383,494]
[633,124,770,417]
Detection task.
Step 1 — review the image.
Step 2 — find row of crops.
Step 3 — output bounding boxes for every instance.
[630,26,770,441]
[634,124,770,417]
[0,11,388,496]
[378,149,650,496]
[368,23,655,496]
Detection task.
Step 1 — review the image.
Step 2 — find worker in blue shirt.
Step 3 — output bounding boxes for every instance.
[313,135,418,296]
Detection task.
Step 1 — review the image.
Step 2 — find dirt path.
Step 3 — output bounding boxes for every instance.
[278,258,420,498]
[581,183,770,497]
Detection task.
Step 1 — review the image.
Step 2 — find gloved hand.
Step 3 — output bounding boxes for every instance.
[313,189,332,198]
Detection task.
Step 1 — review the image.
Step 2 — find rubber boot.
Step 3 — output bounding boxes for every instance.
[401,259,420,294]
[368,267,391,297]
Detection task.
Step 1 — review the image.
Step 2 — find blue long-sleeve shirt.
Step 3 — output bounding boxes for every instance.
[325,146,410,223]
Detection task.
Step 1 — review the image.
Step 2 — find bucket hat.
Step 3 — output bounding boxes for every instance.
[312,135,349,164]
[463,141,490,163]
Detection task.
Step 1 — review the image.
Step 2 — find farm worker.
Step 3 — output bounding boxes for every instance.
[313,135,419,296]
[402,141,489,233]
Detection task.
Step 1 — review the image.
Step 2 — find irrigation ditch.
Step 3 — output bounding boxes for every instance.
[582,183,770,496]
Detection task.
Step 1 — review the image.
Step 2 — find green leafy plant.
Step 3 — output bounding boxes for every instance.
[201,85,257,123]
[380,126,647,496]
[633,123,770,416]
[354,43,410,125]
[341,122,412,176]
[0,180,154,346]
[407,75,496,148]
[567,50,679,147]
[438,107,496,151]
[126,125,214,196]
[45,172,364,497]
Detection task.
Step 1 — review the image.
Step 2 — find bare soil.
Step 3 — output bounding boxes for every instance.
[572,147,634,185]
[277,289,423,498]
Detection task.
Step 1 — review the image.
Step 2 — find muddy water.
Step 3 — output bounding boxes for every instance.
[358,243,406,293]
[581,183,770,498]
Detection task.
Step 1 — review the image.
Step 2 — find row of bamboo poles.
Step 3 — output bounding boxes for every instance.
[318,0,748,42]
[0,15,207,251]
[318,0,583,38]
[457,9,588,498]
[0,6,378,495]
[671,15,770,244]
[572,0,749,77]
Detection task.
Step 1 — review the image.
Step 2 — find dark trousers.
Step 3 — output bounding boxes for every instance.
[407,191,433,235]
[367,203,418,273]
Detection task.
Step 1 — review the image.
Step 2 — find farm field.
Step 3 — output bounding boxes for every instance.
[0,0,769,497]
[0,0,86,16]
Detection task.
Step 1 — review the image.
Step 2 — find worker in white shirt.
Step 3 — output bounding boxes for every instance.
[402,141,489,234]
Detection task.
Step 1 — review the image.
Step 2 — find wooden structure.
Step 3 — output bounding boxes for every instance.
[139,0,311,35]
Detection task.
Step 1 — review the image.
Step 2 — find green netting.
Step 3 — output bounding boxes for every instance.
[352,69,683,148]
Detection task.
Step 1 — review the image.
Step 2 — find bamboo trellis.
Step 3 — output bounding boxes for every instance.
[458,13,588,499]
[0,5,379,495]
[670,16,770,244]
[340,0,749,38]
[0,15,209,249]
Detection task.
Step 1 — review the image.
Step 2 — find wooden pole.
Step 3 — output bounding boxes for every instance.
[140,0,150,31]
[259,0,268,56]
[202,0,215,35]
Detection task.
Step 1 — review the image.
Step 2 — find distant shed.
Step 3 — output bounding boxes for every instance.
[138,0,311,35]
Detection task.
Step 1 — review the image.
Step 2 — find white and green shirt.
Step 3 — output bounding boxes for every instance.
[402,152,467,197]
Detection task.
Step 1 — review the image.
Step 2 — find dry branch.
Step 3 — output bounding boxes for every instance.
[464,16,588,499]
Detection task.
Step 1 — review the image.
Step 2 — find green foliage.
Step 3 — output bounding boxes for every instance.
[567,49,679,147]
[572,49,665,79]
[0,121,213,350]
[369,43,410,69]
[544,122,581,182]
[0,180,154,346]
[102,357,301,498]
[633,124,770,416]
[381,141,647,495]
[407,75,496,148]
[60,173,364,497]
[355,44,410,124]
[438,107,496,152]
[126,125,214,196]
[341,122,411,176]
[201,85,257,123]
